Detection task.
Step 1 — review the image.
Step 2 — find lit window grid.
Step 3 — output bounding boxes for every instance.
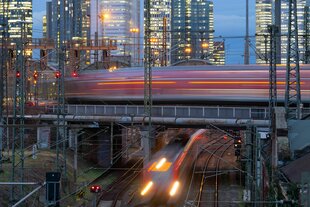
[149,0,172,66]
[0,1,32,39]
[256,0,307,64]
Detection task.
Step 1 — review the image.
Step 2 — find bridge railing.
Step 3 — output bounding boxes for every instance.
[48,105,270,120]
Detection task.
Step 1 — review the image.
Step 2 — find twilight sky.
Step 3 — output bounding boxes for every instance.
[32,0,256,64]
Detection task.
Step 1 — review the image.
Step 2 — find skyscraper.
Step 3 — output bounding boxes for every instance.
[213,41,225,65]
[45,0,91,63]
[255,0,272,64]
[280,0,306,63]
[149,0,171,66]
[90,0,142,65]
[0,1,32,39]
[256,0,306,64]
[171,0,214,64]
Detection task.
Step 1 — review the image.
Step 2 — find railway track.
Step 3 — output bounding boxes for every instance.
[96,158,143,206]
[184,130,237,207]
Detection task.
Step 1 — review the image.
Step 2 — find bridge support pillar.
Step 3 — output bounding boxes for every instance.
[121,125,140,161]
[37,127,51,149]
[68,128,83,183]
[140,126,154,166]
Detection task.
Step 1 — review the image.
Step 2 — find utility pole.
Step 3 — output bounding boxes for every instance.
[144,0,152,163]
[304,6,309,64]
[244,0,249,64]
[95,0,99,69]
[0,0,9,173]
[274,0,281,64]
[56,0,67,184]
[285,0,302,120]
[268,25,279,200]
[11,11,28,201]
[162,16,167,66]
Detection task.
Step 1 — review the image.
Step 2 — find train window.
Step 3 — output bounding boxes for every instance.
[148,160,172,172]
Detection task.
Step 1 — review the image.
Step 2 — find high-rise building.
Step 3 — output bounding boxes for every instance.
[90,0,142,65]
[213,41,225,65]
[256,0,306,64]
[281,0,306,63]
[171,0,214,64]
[148,0,171,66]
[0,1,32,39]
[45,0,91,63]
[255,0,272,64]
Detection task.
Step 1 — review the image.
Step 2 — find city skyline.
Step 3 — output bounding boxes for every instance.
[32,0,256,64]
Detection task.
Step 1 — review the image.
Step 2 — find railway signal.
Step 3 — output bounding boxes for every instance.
[90,185,101,193]
[72,70,78,77]
[16,71,21,78]
[55,71,61,78]
[33,71,38,80]
[234,137,242,148]
[234,137,242,156]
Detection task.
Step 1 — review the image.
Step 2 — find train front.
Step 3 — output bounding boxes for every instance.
[139,138,187,204]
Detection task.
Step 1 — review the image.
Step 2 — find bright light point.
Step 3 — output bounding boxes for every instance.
[156,158,167,169]
[169,181,180,196]
[141,181,153,196]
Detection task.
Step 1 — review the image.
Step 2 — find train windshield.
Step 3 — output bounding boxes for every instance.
[148,157,172,172]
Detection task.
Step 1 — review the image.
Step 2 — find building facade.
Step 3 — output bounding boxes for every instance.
[171,0,214,64]
[90,0,142,66]
[255,0,272,64]
[148,0,171,66]
[44,0,91,63]
[0,0,32,39]
[256,0,307,64]
[213,41,225,65]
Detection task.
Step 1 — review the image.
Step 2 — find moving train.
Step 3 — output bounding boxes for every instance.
[65,65,310,105]
[139,129,207,205]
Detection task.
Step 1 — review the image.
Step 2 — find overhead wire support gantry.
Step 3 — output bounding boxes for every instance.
[55,0,67,187]
[285,0,302,120]
[11,8,29,202]
[0,0,9,174]
[144,0,152,163]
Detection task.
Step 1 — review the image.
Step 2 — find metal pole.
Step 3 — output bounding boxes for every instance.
[244,0,249,64]
[274,0,281,64]
[285,0,302,120]
[144,0,152,163]
[12,182,46,207]
[110,122,113,165]
[74,130,77,183]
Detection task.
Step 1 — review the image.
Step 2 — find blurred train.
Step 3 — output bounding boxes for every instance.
[65,65,310,105]
[139,129,207,204]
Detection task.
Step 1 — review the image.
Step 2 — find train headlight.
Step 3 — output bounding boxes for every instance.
[156,158,167,169]
[141,181,153,196]
[169,181,180,197]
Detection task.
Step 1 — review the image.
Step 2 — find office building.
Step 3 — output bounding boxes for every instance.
[213,41,225,65]
[90,0,142,65]
[256,0,306,64]
[0,1,32,39]
[171,0,214,64]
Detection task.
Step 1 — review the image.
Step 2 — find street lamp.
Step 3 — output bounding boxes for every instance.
[201,42,209,59]
[184,47,192,54]
[99,11,109,38]
[150,37,159,66]
[130,28,139,66]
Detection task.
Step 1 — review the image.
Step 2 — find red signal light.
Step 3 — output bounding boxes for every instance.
[16,71,21,78]
[90,185,101,193]
[72,71,78,77]
[33,71,38,80]
[55,71,61,78]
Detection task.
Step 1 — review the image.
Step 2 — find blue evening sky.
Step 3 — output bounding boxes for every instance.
[32,0,256,64]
